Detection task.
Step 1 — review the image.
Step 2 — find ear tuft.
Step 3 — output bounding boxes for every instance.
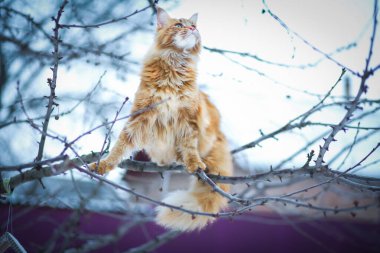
[189,13,198,25]
[156,6,171,28]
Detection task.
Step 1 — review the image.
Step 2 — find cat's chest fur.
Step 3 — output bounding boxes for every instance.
[141,90,189,165]
[139,52,198,165]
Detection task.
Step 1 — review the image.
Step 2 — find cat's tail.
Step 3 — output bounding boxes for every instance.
[155,177,229,232]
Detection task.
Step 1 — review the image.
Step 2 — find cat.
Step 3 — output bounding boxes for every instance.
[90,6,233,232]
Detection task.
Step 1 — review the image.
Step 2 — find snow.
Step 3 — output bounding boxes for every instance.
[7,167,141,212]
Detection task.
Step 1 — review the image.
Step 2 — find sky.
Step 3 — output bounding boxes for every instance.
[2,0,380,219]
[5,0,379,177]
[147,0,380,176]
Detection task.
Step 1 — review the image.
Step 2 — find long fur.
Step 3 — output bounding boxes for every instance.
[90,7,233,231]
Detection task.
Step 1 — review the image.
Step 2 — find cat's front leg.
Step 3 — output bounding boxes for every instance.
[184,153,207,173]
[89,115,149,175]
[89,160,115,175]
[89,99,155,174]
[178,131,207,173]
[89,127,133,175]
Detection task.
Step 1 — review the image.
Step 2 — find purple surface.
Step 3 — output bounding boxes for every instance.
[1,205,379,253]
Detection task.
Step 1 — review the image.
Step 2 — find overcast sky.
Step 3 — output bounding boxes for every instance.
[148,0,380,176]
[6,0,378,177]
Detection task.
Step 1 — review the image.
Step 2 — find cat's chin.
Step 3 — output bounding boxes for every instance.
[174,32,199,51]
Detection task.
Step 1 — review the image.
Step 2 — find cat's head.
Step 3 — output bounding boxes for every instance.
[155,7,201,53]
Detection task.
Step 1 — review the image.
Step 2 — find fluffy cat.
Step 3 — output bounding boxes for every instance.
[90,7,233,231]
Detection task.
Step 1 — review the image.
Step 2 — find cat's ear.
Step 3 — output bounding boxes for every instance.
[189,13,198,25]
[156,7,171,28]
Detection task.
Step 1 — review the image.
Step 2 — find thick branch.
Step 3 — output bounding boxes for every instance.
[2,149,380,196]
[315,0,378,167]
[0,155,67,171]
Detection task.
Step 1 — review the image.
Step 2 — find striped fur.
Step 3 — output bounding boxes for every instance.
[90,7,233,231]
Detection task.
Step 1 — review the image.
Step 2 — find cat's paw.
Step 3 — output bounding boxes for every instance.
[186,160,207,173]
[88,160,114,175]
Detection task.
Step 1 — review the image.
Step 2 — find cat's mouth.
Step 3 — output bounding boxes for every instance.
[174,31,199,50]
[183,30,200,43]
[186,29,199,37]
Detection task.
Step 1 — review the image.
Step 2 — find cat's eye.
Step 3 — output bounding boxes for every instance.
[174,23,183,28]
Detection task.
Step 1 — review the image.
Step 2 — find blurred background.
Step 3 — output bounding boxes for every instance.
[1,0,379,175]
[1,0,379,252]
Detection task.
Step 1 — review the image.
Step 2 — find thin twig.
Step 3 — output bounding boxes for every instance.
[60,3,155,29]
[34,0,68,165]
[60,98,170,155]
[94,97,129,168]
[286,142,380,198]
[315,0,378,167]
[262,0,360,77]
[124,230,180,253]
[203,42,356,70]
[232,68,347,154]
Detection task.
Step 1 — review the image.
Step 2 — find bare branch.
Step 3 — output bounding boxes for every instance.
[203,42,356,70]
[34,0,68,165]
[0,155,67,171]
[262,0,361,77]
[315,0,379,167]
[364,0,378,72]
[60,3,155,29]
[124,230,180,253]
[232,68,346,154]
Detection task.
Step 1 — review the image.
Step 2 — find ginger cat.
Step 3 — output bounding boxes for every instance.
[90,7,233,231]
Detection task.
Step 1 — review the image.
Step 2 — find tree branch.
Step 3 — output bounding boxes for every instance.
[60,3,156,29]
[34,0,68,165]
[0,155,67,171]
[262,0,361,77]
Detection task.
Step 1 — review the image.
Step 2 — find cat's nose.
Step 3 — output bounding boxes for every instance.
[185,26,195,31]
